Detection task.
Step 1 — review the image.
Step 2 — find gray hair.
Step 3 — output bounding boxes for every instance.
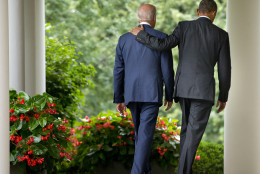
[137,4,156,21]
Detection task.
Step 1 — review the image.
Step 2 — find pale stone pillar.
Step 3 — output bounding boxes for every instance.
[225,0,260,173]
[24,0,46,96]
[0,0,10,173]
[9,0,25,91]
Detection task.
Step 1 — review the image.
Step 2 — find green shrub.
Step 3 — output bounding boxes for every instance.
[67,110,180,173]
[45,24,96,122]
[193,141,224,174]
[66,110,223,174]
[9,90,74,173]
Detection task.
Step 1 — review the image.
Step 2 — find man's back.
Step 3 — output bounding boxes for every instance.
[174,17,231,103]
[113,24,174,106]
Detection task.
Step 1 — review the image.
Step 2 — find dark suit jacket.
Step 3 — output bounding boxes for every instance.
[136,17,231,103]
[113,24,174,106]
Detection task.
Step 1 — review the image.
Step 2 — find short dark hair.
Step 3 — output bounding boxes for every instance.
[199,0,217,13]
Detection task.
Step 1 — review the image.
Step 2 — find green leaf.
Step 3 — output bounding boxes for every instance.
[103,145,113,152]
[31,144,48,155]
[39,117,47,127]
[14,120,23,130]
[29,118,39,131]
[15,104,30,113]
[48,145,60,159]
[120,147,127,155]
[32,135,42,143]
[18,91,30,101]
[99,153,105,160]
[33,95,47,110]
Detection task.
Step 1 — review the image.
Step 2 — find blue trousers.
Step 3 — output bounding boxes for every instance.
[177,98,213,174]
[127,102,159,174]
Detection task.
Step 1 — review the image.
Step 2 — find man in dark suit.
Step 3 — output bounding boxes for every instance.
[130,0,231,173]
[113,4,175,174]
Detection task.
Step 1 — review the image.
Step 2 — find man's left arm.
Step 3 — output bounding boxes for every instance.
[217,33,231,113]
[161,43,175,111]
[113,38,126,114]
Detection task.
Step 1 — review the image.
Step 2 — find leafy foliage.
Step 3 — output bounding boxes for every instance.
[193,141,224,173]
[9,90,74,173]
[67,110,180,173]
[46,25,96,121]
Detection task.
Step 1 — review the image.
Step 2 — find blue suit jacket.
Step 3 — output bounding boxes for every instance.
[113,24,174,106]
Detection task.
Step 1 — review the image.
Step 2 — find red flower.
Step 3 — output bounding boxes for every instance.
[117,135,122,139]
[130,131,135,135]
[10,135,16,141]
[161,133,167,138]
[28,150,33,155]
[97,144,102,148]
[70,128,75,135]
[103,121,111,128]
[130,123,134,127]
[36,158,44,164]
[110,125,115,130]
[58,125,67,132]
[59,152,65,157]
[160,120,166,125]
[85,116,90,120]
[41,136,47,141]
[195,155,200,160]
[86,125,91,129]
[33,113,40,120]
[15,136,22,143]
[17,156,23,161]
[47,123,54,129]
[30,137,34,142]
[10,115,18,122]
[24,116,30,122]
[20,114,25,121]
[19,98,25,104]
[9,109,15,113]
[96,124,102,131]
[62,118,69,124]
[174,122,177,126]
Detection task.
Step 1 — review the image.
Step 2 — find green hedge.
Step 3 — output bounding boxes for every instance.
[193,141,224,174]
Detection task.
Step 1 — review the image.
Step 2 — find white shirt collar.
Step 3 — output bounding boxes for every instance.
[199,16,211,20]
[140,22,151,26]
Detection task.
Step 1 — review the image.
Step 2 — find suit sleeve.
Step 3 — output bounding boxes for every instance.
[161,46,174,102]
[113,37,125,103]
[135,22,181,51]
[218,33,231,102]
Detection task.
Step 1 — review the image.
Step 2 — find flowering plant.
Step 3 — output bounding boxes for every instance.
[67,110,181,173]
[9,90,74,173]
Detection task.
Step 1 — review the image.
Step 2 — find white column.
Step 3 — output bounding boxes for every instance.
[0,0,10,173]
[35,0,46,93]
[225,0,260,173]
[9,0,25,91]
[24,0,45,96]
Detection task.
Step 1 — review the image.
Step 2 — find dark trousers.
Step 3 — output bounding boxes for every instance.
[127,102,159,174]
[177,98,213,174]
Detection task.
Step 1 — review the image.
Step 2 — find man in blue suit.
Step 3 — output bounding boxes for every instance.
[113,4,175,174]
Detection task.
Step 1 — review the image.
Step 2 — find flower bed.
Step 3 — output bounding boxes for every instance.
[9,90,223,174]
[9,90,75,173]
